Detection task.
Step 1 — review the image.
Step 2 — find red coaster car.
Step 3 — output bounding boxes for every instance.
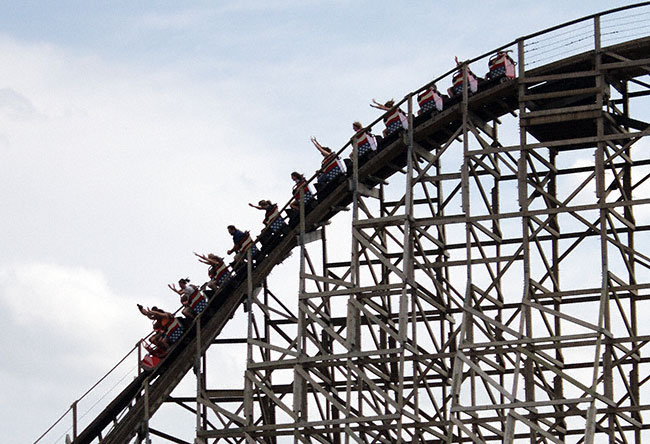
[448,67,479,97]
[140,339,167,371]
[141,354,161,371]
[417,86,444,115]
[487,51,516,81]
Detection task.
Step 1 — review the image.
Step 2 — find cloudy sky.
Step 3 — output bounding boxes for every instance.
[0,1,642,442]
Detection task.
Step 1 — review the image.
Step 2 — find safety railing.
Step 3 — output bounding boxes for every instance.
[33,343,140,444]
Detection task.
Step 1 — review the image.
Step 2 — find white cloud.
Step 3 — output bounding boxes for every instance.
[138,8,211,31]
[0,87,42,120]
[134,0,327,32]
[3,263,102,321]
[0,262,137,349]
[0,35,292,296]
[0,262,145,443]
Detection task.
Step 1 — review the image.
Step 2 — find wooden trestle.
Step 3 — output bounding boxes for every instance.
[69,6,650,444]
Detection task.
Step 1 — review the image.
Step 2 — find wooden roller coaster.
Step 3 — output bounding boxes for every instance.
[36,3,650,443]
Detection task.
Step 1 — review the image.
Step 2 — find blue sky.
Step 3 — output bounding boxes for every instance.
[0,1,642,442]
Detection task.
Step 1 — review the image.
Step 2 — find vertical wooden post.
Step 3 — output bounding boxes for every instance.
[195,316,203,443]
[71,401,78,440]
[143,378,150,444]
[245,246,254,443]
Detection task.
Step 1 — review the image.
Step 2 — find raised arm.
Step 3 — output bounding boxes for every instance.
[137,303,162,321]
[137,303,150,318]
[195,252,223,266]
[168,283,182,295]
[310,136,323,150]
[194,252,210,264]
[311,136,331,157]
[371,99,390,111]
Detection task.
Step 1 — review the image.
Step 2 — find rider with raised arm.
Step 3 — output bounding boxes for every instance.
[249,199,289,253]
[249,200,287,235]
[370,99,409,138]
[195,252,231,292]
[137,304,184,355]
[448,56,480,97]
[310,136,345,198]
[168,278,207,320]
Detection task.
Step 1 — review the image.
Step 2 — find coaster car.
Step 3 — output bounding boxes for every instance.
[486,51,516,81]
[417,86,444,115]
[448,68,479,97]
[141,353,161,371]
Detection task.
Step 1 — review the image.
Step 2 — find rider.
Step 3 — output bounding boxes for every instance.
[310,136,345,196]
[448,56,479,97]
[249,200,288,234]
[370,99,408,138]
[227,225,259,262]
[137,304,184,355]
[417,83,444,115]
[289,172,315,212]
[351,121,378,162]
[487,50,516,80]
[249,200,289,253]
[168,278,207,320]
[195,252,232,292]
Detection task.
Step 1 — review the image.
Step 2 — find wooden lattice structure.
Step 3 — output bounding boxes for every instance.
[198,8,650,444]
[35,4,650,444]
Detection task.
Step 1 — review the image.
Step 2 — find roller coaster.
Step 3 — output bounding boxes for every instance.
[35,3,650,443]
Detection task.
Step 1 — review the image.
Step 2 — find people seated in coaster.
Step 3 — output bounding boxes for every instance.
[370,99,409,137]
[448,57,479,97]
[249,200,287,235]
[486,50,516,81]
[345,121,380,175]
[168,278,207,320]
[288,172,316,219]
[137,304,184,353]
[417,84,444,115]
[352,121,379,160]
[227,225,259,263]
[311,136,345,191]
[195,252,232,292]
[141,317,167,358]
[249,200,289,253]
